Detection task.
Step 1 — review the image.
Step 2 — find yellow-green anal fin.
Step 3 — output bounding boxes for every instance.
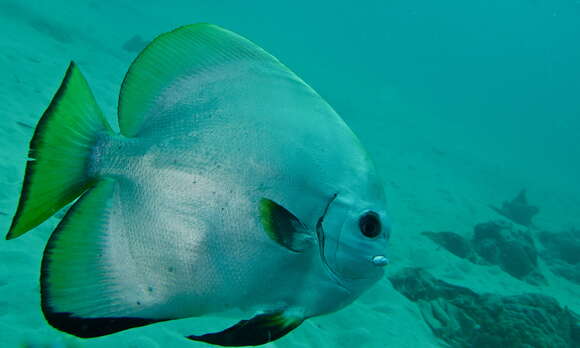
[187,311,304,346]
[41,178,169,338]
[7,62,113,239]
[118,23,302,137]
[260,198,313,252]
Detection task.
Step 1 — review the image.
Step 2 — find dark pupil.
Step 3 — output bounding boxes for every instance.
[359,212,381,238]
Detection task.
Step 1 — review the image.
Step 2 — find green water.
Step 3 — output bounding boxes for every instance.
[1,1,579,347]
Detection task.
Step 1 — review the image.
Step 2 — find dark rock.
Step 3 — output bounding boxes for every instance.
[572,315,580,345]
[473,220,510,244]
[539,228,580,265]
[489,189,539,227]
[539,228,580,284]
[389,268,580,348]
[0,2,72,44]
[123,35,148,53]
[499,241,528,276]
[389,268,478,302]
[548,262,580,284]
[29,18,72,44]
[426,221,545,284]
[472,221,504,264]
[422,231,475,260]
[472,221,545,285]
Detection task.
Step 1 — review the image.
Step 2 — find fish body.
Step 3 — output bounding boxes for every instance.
[7,24,390,346]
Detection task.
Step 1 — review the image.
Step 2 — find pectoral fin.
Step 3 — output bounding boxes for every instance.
[259,198,313,252]
[187,312,304,346]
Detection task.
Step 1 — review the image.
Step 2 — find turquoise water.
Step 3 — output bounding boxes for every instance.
[1,1,579,347]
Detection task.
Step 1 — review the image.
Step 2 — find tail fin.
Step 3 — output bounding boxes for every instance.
[6,62,112,239]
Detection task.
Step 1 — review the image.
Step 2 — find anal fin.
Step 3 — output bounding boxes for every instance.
[41,178,169,337]
[187,312,304,346]
[45,313,161,338]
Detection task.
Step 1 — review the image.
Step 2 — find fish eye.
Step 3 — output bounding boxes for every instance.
[359,211,381,238]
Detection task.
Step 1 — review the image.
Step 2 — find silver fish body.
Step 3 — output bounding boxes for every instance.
[7,24,390,346]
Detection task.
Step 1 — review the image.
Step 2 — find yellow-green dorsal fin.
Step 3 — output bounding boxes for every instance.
[7,62,112,239]
[117,23,301,137]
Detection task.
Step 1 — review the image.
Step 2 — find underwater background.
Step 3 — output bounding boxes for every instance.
[1,0,579,347]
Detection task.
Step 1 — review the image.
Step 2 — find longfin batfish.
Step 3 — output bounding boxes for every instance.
[7,24,391,346]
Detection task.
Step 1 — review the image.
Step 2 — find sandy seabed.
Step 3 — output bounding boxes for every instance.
[1,1,579,347]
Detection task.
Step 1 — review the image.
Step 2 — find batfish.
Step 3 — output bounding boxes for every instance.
[6,24,391,346]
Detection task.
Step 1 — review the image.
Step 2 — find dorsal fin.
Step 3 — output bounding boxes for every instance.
[118,23,303,137]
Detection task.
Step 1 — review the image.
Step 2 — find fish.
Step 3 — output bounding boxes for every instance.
[6,23,391,346]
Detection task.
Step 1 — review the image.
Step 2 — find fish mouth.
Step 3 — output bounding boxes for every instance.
[371,255,390,267]
[315,193,345,287]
